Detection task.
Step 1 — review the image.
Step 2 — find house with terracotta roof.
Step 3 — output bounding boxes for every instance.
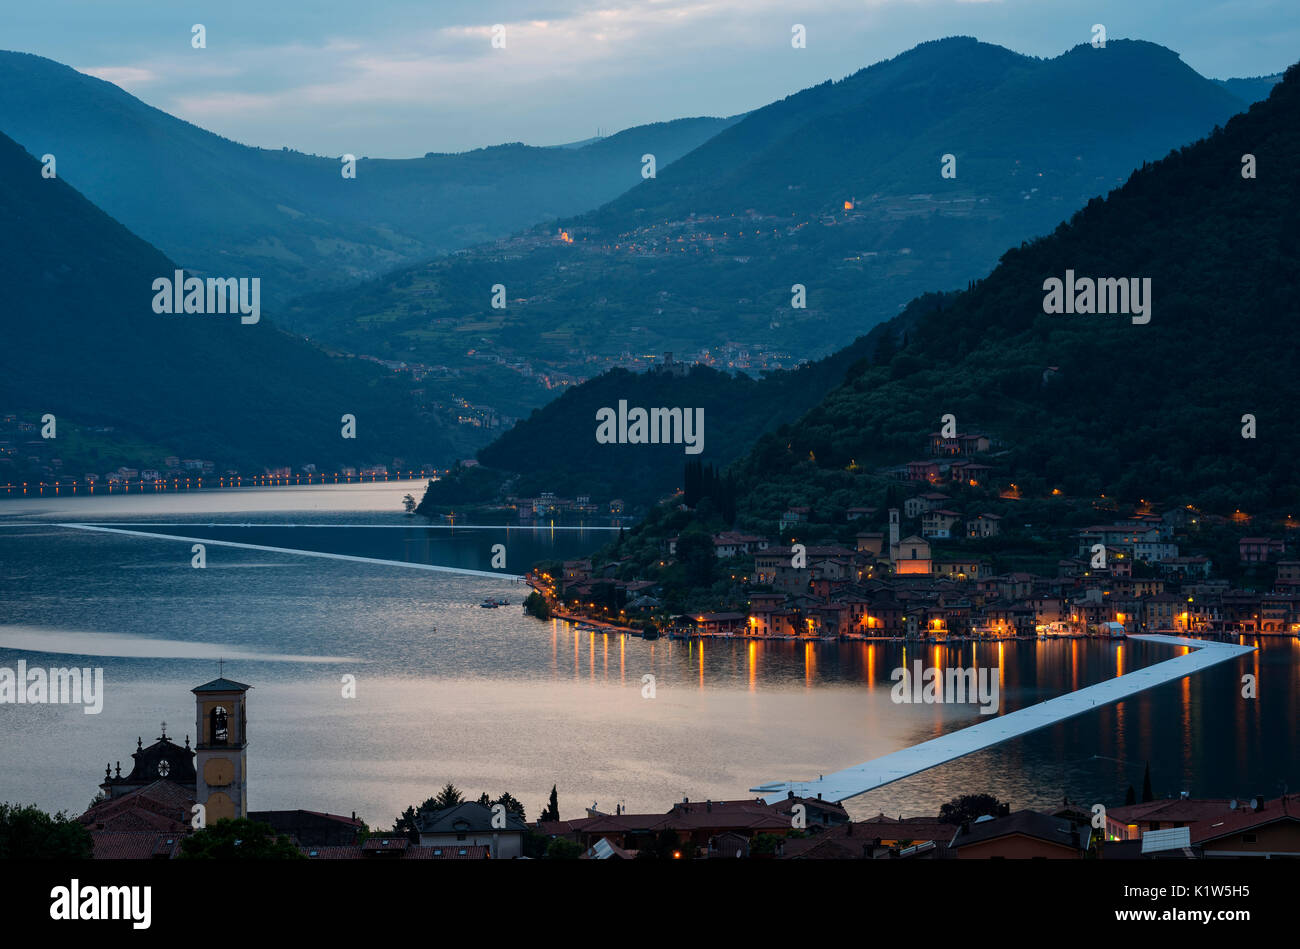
[1190,794,1300,857]
[965,513,1001,538]
[904,492,951,518]
[1239,537,1284,563]
[921,509,962,539]
[1104,797,1234,841]
[547,796,839,856]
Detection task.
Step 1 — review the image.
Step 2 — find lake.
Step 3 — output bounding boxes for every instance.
[1,481,1295,826]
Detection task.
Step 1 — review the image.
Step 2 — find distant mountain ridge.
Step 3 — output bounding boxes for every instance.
[0,50,740,305]
[0,129,459,473]
[285,37,1271,415]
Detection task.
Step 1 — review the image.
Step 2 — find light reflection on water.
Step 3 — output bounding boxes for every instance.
[0,485,1296,825]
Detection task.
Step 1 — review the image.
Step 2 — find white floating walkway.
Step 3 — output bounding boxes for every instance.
[751,634,1254,804]
[58,523,524,579]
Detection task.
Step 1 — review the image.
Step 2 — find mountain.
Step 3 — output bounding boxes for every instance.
[1215,74,1284,102]
[286,38,1267,417]
[0,50,740,305]
[0,130,462,475]
[727,59,1300,524]
[417,322,900,510]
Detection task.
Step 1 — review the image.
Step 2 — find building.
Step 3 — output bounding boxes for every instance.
[1240,537,1285,563]
[415,801,528,858]
[948,811,1092,859]
[99,725,197,800]
[79,780,194,859]
[1105,797,1234,841]
[928,432,991,457]
[905,460,941,483]
[966,513,1002,538]
[921,509,962,539]
[779,506,811,531]
[193,677,252,822]
[1191,794,1300,858]
[904,492,950,518]
[248,810,366,846]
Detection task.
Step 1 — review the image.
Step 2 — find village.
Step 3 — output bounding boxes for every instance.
[525,429,1300,642]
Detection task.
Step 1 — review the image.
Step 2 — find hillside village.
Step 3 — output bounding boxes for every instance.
[527,430,1300,641]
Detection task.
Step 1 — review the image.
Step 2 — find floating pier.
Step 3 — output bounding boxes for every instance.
[751,634,1255,804]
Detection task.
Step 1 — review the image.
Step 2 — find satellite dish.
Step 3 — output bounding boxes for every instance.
[1229,799,1238,810]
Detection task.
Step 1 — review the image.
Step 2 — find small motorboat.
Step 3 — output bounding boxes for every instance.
[479,599,499,609]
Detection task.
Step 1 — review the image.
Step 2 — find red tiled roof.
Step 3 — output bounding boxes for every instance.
[89,832,185,860]
[302,844,490,859]
[1190,795,1300,844]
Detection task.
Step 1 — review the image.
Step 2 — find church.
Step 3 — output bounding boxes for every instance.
[79,675,255,857]
[75,674,496,858]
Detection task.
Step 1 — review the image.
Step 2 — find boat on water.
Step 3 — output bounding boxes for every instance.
[479,599,499,609]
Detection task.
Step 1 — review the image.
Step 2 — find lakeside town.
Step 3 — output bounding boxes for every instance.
[520,430,1300,643]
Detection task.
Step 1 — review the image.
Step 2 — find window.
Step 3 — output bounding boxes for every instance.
[210,706,229,745]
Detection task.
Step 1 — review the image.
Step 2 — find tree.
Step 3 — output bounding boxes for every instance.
[0,803,93,859]
[434,782,464,810]
[539,785,560,823]
[178,818,305,859]
[1125,785,1137,806]
[545,837,584,859]
[391,781,466,836]
[675,531,716,589]
[524,590,551,619]
[938,794,1006,825]
[1141,763,1154,803]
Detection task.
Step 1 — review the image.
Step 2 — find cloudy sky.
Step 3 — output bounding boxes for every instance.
[6,0,1296,157]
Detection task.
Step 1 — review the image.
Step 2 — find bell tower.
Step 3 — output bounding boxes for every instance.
[192,675,251,822]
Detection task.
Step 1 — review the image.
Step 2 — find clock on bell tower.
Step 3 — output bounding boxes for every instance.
[192,675,252,821]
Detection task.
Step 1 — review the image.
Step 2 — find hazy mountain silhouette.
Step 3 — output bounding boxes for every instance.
[287,38,1268,410]
[0,50,740,305]
[0,130,462,472]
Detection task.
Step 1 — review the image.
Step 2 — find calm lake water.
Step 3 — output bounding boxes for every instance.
[1,481,1296,826]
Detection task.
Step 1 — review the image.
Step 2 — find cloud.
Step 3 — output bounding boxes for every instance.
[79,65,158,84]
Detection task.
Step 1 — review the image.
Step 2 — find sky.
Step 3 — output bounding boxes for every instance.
[5,0,1297,158]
